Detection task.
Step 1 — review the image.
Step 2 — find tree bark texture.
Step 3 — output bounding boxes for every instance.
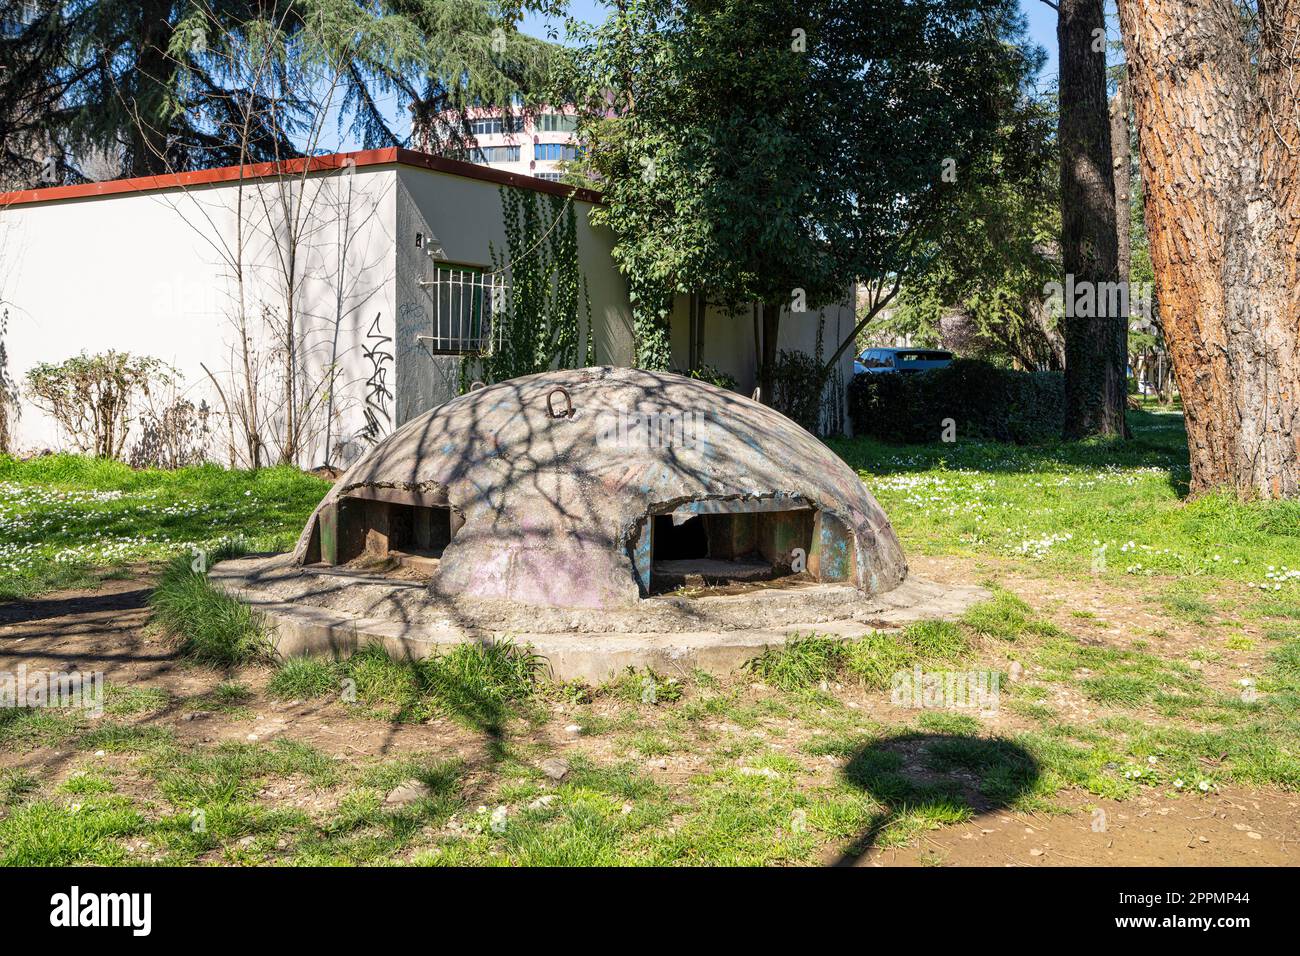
[1111,81,1132,291]
[1117,0,1300,497]
[1059,0,1127,439]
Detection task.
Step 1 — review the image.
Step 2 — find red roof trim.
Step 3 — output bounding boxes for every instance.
[0,146,602,209]
[393,148,602,204]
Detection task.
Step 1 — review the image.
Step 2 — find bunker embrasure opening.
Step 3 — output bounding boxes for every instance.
[306,487,459,573]
[637,498,856,595]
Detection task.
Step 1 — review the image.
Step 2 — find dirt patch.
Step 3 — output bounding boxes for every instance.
[859,787,1300,866]
[0,577,177,688]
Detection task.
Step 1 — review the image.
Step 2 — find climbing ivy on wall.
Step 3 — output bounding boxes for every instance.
[461,188,595,389]
[629,278,672,372]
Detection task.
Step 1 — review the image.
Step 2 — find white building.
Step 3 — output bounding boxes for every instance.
[0,148,856,467]
[426,105,580,183]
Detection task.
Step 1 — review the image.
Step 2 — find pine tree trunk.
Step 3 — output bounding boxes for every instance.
[128,1,174,177]
[1059,0,1127,439]
[1112,79,1134,435]
[1110,84,1131,295]
[1117,0,1300,498]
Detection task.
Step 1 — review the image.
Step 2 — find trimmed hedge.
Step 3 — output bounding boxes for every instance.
[847,359,1065,444]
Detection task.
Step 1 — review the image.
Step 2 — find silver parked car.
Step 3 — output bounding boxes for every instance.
[855,347,954,375]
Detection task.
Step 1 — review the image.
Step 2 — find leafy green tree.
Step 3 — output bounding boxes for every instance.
[0,0,567,183]
[882,89,1063,370]
[563,0,1042,401]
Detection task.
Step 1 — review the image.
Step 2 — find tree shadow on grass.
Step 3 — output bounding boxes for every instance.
[831,732,1040,867]
[349,638,548,767]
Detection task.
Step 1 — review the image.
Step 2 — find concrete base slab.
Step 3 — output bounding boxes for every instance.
[212,556,988,683]
[652,557,776,588]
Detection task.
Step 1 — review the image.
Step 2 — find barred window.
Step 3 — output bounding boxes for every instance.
[417,264,506,355]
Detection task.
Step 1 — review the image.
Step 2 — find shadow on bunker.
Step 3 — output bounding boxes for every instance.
[211,367,986,680]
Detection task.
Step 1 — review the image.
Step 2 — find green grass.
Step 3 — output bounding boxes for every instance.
[0,454,328,600]
[900,619,969,659]
[267,640,543,732]
[0,706,80,748]
[58,773,117,796]
[104,685,171,716]
[148,739,339,809]
[0,798,145,865]
[825,407,1300,584]
[149,551,270,666]
[420,640,547,728]
[1159,585,1216,623]
[745,635,845,691]
[916,712,982,735]
[1033,634,1201,700]
[0,707,175,754]
[605,668,685,705]
[0,769,38,805]
[289,757,468,865]
[268,658,341,699]
[963,590,1060,641]
[747,617,977,693]
[77,722,175,753]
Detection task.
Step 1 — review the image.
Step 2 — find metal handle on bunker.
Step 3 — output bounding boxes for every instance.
[546,386,574,419]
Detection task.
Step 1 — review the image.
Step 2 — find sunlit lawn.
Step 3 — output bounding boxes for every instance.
[829,404,1300,592]
[0,455,329,600]
[3,405,1300,866]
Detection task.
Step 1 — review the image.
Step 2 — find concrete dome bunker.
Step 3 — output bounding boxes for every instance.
[292,366,909,609]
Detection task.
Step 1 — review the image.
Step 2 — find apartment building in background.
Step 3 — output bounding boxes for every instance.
[456,105,581,182]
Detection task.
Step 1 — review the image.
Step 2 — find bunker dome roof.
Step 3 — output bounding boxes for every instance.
[294,366,907,609]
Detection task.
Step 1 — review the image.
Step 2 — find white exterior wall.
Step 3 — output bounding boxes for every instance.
[667,293,858,434]
[1,164,399,468]
[0,149,852,466]
[393,165,634,418]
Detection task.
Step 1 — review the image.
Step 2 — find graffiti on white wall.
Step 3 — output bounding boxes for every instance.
[361,312,393,444]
